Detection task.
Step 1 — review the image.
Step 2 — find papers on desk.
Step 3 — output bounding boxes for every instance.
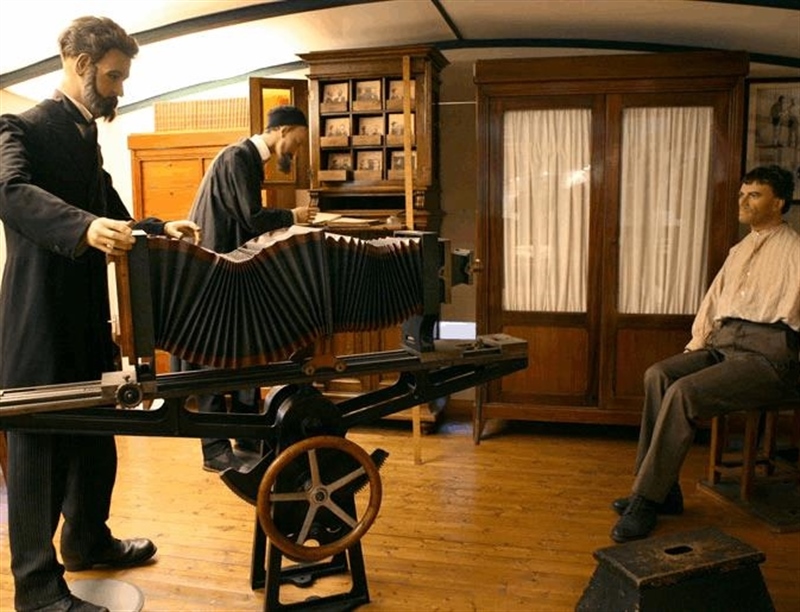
[312,212,380,227]
[310,212,342,225]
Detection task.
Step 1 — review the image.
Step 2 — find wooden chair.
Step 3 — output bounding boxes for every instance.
[707,392,800,502]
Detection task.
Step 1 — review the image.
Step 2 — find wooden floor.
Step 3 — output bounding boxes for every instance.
[1,419,799,611]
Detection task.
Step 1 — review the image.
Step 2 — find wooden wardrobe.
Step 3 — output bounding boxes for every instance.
[475,51,748,426]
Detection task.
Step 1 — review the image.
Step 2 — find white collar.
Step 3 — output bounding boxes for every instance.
[249,134,271,162]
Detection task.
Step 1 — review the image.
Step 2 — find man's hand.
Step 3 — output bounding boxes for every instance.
[164,220,202,244]
[86,218,135,255]
[294,206,318,224]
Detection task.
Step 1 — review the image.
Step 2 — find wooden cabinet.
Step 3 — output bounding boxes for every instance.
[128,129,248,221]
[296,45,449,426]
[474,51,748,426]
[128,129,247,373]
[299,45,448,232]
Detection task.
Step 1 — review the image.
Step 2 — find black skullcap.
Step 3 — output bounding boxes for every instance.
[267,105,308,129]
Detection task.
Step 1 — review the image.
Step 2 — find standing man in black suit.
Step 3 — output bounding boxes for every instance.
[0,16,201,612]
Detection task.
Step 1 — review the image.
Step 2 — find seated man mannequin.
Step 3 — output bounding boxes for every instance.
[611,164,800,543]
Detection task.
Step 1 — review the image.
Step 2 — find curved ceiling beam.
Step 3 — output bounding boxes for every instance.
[436,38,800,69]
[0,0,382,88]
[431,0,463,40]
[6,34,799,94]
[2,0,797,91]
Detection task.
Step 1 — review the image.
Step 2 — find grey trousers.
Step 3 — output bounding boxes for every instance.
[631,319,799,502]
[170,355,260,461]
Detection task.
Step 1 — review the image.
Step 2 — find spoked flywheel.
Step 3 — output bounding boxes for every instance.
[256,435,384,563]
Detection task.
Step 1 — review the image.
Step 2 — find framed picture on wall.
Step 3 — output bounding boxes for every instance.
[744,78,800,202]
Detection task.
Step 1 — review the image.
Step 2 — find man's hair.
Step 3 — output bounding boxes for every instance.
[266,105,308,130]
[58,16,139,63]
[742,165,795,214]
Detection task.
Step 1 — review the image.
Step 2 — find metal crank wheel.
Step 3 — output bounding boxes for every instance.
[256,435,382,563]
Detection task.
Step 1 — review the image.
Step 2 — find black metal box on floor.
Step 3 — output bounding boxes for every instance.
[576,527,774,612]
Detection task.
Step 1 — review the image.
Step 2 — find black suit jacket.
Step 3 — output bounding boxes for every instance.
[187,138,293,253]
[0,94,162,388]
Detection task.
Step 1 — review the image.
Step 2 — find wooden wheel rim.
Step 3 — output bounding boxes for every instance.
[256,435,382,562]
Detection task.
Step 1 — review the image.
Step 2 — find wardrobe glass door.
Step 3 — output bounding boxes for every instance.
[486,95,604,410]
[502,109,591,313]
[617,106,713,316]
[603,91,730,409]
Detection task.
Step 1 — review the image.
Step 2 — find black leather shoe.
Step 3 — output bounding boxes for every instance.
[611,483,683,516]
[203,448,246,473]
[35,594,109,612]
[611,495,659,543]
[62,537,157,572]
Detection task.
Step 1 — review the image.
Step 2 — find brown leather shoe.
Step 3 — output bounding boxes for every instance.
[35,594,109,612]
[62,537,157,572]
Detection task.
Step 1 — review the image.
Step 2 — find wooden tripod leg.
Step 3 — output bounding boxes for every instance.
[412,404,422,465]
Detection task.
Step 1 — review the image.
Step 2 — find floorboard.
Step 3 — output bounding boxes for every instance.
[1,419,798,611]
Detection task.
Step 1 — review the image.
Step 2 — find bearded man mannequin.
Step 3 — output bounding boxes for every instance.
[0,16,201,612]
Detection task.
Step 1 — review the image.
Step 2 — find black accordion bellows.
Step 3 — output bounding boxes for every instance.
[147,226,424,369]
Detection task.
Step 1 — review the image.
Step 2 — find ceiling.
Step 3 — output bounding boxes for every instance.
[1,0,798,111]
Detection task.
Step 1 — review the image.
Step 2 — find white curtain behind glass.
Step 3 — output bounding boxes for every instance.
[618,106,713,314]
[503,109,591,312]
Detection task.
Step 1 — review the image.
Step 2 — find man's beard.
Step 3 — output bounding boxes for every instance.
[83,64,118,121]
[277,153,294,174]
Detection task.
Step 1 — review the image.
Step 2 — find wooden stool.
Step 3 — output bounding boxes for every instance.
[577,527,774,611]
[707,398,800,502]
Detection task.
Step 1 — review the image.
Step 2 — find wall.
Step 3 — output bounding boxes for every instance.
[438,61,479,325]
